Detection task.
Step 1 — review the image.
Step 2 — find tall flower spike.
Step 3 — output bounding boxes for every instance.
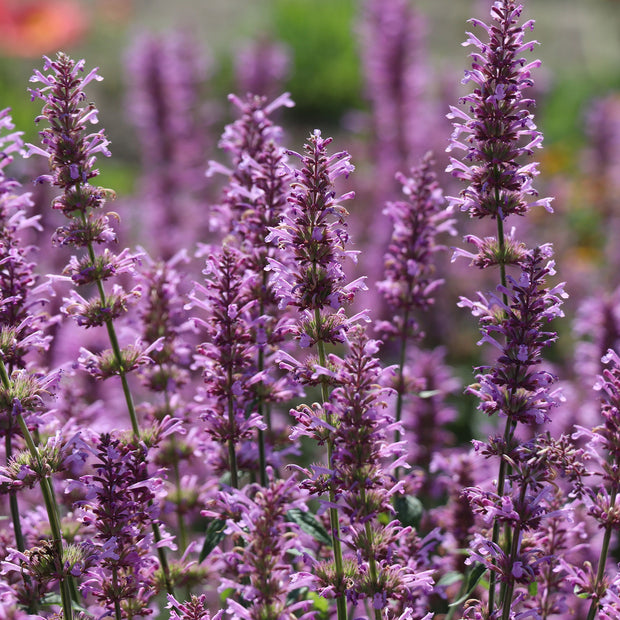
[27,52,177,597]
[377,153,455,342]
[267,130,364,620]
[208,92,300,485]
[446,0,553,221]
[26,52,148,431]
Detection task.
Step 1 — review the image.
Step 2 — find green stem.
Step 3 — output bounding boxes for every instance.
[445,576,468,620]
[500,481,528,620]
[112,567,123,620]
[359,487,382,620]
[586,485,618,620]
[5,432,26,553]
[487,212,513,618]
[315,314,347,620]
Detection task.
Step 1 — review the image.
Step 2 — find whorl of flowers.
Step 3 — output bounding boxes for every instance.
[267,130,366,350]
[459,244,566,425]
[377,153,455,341]
[446,0,553,220]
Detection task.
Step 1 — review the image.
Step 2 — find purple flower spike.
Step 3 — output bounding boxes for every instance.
[189,246,265,484]
[0,108,49,371]
[446,1,553,220]
[459,245,567,425]
[267,130,366,347]
[377,153,455,341]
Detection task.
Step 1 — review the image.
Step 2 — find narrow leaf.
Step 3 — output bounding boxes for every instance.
[287,508,331,546]
[449,563,486,608]
[199,518,227,563]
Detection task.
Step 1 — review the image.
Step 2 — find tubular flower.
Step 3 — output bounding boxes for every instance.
[446,0,553,220]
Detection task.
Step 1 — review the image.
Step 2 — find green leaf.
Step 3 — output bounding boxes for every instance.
[449,563,487,608]
[437,571,464,588]
[394,495,423,528]
[287,508,331,546]
[198,518,227,563]
[528,580,538,596]
[308,591,330,615]
[219,587,235,603]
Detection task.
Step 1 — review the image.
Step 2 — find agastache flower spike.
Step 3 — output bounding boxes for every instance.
[446,0,553,221]
[27,52,176,597]
[448,4,559,617]
[569,349,620,619]
[188,246,264,489]
[211,476,315,620]
[0,109,77,616]
[125,30,213,259]
[376,153,455,451]
[267,129,365,349]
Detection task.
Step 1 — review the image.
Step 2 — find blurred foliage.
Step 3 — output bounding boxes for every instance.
[271,0,363,126]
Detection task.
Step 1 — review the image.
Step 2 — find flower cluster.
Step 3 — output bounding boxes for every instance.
[460,245,566,425]
[446,0,553,220]
[267,130,365,351]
